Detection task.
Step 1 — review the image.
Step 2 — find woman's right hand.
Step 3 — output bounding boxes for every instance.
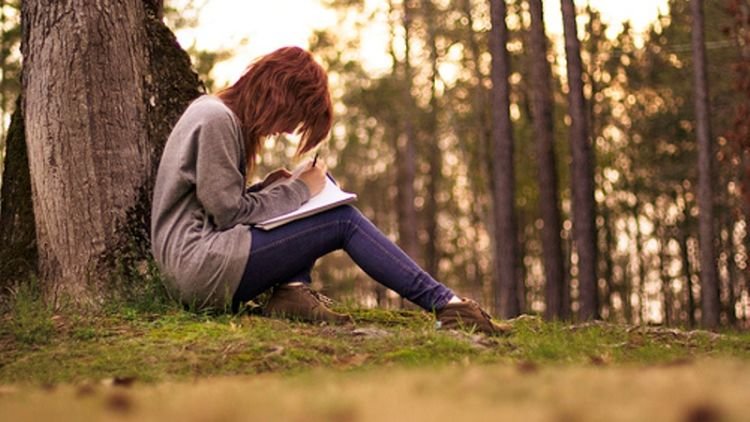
[298,162,327,197]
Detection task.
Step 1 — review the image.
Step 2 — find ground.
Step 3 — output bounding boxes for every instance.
[1,295,749,421]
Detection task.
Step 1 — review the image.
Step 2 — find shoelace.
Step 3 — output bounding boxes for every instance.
[301,285,336,307]
[468,300,494,323]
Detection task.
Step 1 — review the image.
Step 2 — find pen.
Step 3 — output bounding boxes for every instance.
[312,152,319,167]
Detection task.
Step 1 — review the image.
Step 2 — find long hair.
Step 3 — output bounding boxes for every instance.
[217,46,332,173]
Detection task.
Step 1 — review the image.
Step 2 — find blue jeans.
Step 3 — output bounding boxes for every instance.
[232,205,455,312]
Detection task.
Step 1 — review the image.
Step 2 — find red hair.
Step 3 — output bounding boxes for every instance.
[217,46,333,173]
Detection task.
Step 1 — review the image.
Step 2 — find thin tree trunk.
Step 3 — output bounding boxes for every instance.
[679,221,696,328]
[460,0,498,306]
[658,224,673,326]
[690,0,720,329]
[460,0,492,309]
[0,0,6,143]
[601,206,616,321]
[489,0,519,318]
[423,0,441,279]
[631,205,648,324]
[396,0,421,271]
[528,0,566,320]
[560,0,598,320]
[724,211,738,326]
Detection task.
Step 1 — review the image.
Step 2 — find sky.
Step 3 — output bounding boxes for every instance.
[173,0,670,88]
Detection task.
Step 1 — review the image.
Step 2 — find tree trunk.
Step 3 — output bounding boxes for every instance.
[395,0,421,271]
[679,221,696,328]
[560,0,598,320]
[632,207,648,324]
[422,0,441,279]
[460,0,492,309]
[528,0,566,320]
[690,0,720,329]
[658,224,673,326]
[19,0,201,304]
[0,97,37,286]
[727,0,750,230]
[601,206,616,321]
[489,0,519,318]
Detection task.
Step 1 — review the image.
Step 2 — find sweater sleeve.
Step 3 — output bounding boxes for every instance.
[194,108,311,230]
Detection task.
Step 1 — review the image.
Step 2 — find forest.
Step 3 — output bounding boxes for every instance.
[0,0,748,330]
[1,1,750,420]
[263,0,750,329]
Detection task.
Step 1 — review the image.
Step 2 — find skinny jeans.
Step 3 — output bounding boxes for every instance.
[232,205,455,312]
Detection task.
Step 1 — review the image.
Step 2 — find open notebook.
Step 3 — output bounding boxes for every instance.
[255,173,357,230]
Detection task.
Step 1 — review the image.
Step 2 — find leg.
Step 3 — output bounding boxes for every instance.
[232,205,455,311]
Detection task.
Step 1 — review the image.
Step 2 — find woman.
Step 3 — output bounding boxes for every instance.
[151,46,508,335]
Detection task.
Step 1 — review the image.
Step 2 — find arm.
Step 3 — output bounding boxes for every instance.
[245,182,264,194]
[194,111,310,230]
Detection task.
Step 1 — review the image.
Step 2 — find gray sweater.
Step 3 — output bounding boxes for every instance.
[151,96,311,309]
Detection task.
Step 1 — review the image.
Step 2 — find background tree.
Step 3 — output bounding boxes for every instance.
[527,0,566,320]
[690,0,720,328]
[489,0,520,318]
[560,0,598,319]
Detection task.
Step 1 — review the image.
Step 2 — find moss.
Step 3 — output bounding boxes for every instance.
[1,306,749,385]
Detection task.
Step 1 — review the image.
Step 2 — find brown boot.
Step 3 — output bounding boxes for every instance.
[436,299,512,336]
[263,283,352,325]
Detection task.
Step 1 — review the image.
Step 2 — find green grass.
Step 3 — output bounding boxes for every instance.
[1,299,748,385]
[2,277,749,421]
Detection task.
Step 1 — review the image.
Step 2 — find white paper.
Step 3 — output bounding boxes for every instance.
[255,174,357,230]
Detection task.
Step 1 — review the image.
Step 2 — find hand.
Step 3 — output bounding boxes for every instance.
[261,168,293,188]
[298,161,327,197]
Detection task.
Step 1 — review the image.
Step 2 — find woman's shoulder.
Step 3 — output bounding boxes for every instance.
[181,95,239,129]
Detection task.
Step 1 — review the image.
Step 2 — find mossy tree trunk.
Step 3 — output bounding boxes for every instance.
[5,0,200,303]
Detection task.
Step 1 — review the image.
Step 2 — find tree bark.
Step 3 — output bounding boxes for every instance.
[422,0,441,279]
[679,215,696,328]
[528,0,566,320]
[657,224,673,326]
[690,0,720,329]
[19,0,201,304]
[560,0,598,320]
[460,0,492,308]
[0,97,37,286]
[395,0,421,270]
[489,0,519,318]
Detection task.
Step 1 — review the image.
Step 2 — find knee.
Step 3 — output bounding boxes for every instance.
[329,204,362,223]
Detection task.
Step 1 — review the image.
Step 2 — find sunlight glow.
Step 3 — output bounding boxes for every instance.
[175,0,670,87]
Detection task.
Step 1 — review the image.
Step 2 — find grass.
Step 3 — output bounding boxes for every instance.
[2,283,750,421]
[1,294,749,385]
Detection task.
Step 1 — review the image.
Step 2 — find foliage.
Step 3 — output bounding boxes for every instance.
[2,278,54,346]
[163,0,237,91]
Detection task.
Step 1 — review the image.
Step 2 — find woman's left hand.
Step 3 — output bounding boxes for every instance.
[261,168,293,188]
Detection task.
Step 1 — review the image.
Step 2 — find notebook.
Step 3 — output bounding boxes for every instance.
[255,172,357,230]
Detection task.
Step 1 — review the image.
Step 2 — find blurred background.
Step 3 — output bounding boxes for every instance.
[0,0,747,327]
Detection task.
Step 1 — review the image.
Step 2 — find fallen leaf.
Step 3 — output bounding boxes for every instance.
[105,391,134,414]
[516,360,539,374]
